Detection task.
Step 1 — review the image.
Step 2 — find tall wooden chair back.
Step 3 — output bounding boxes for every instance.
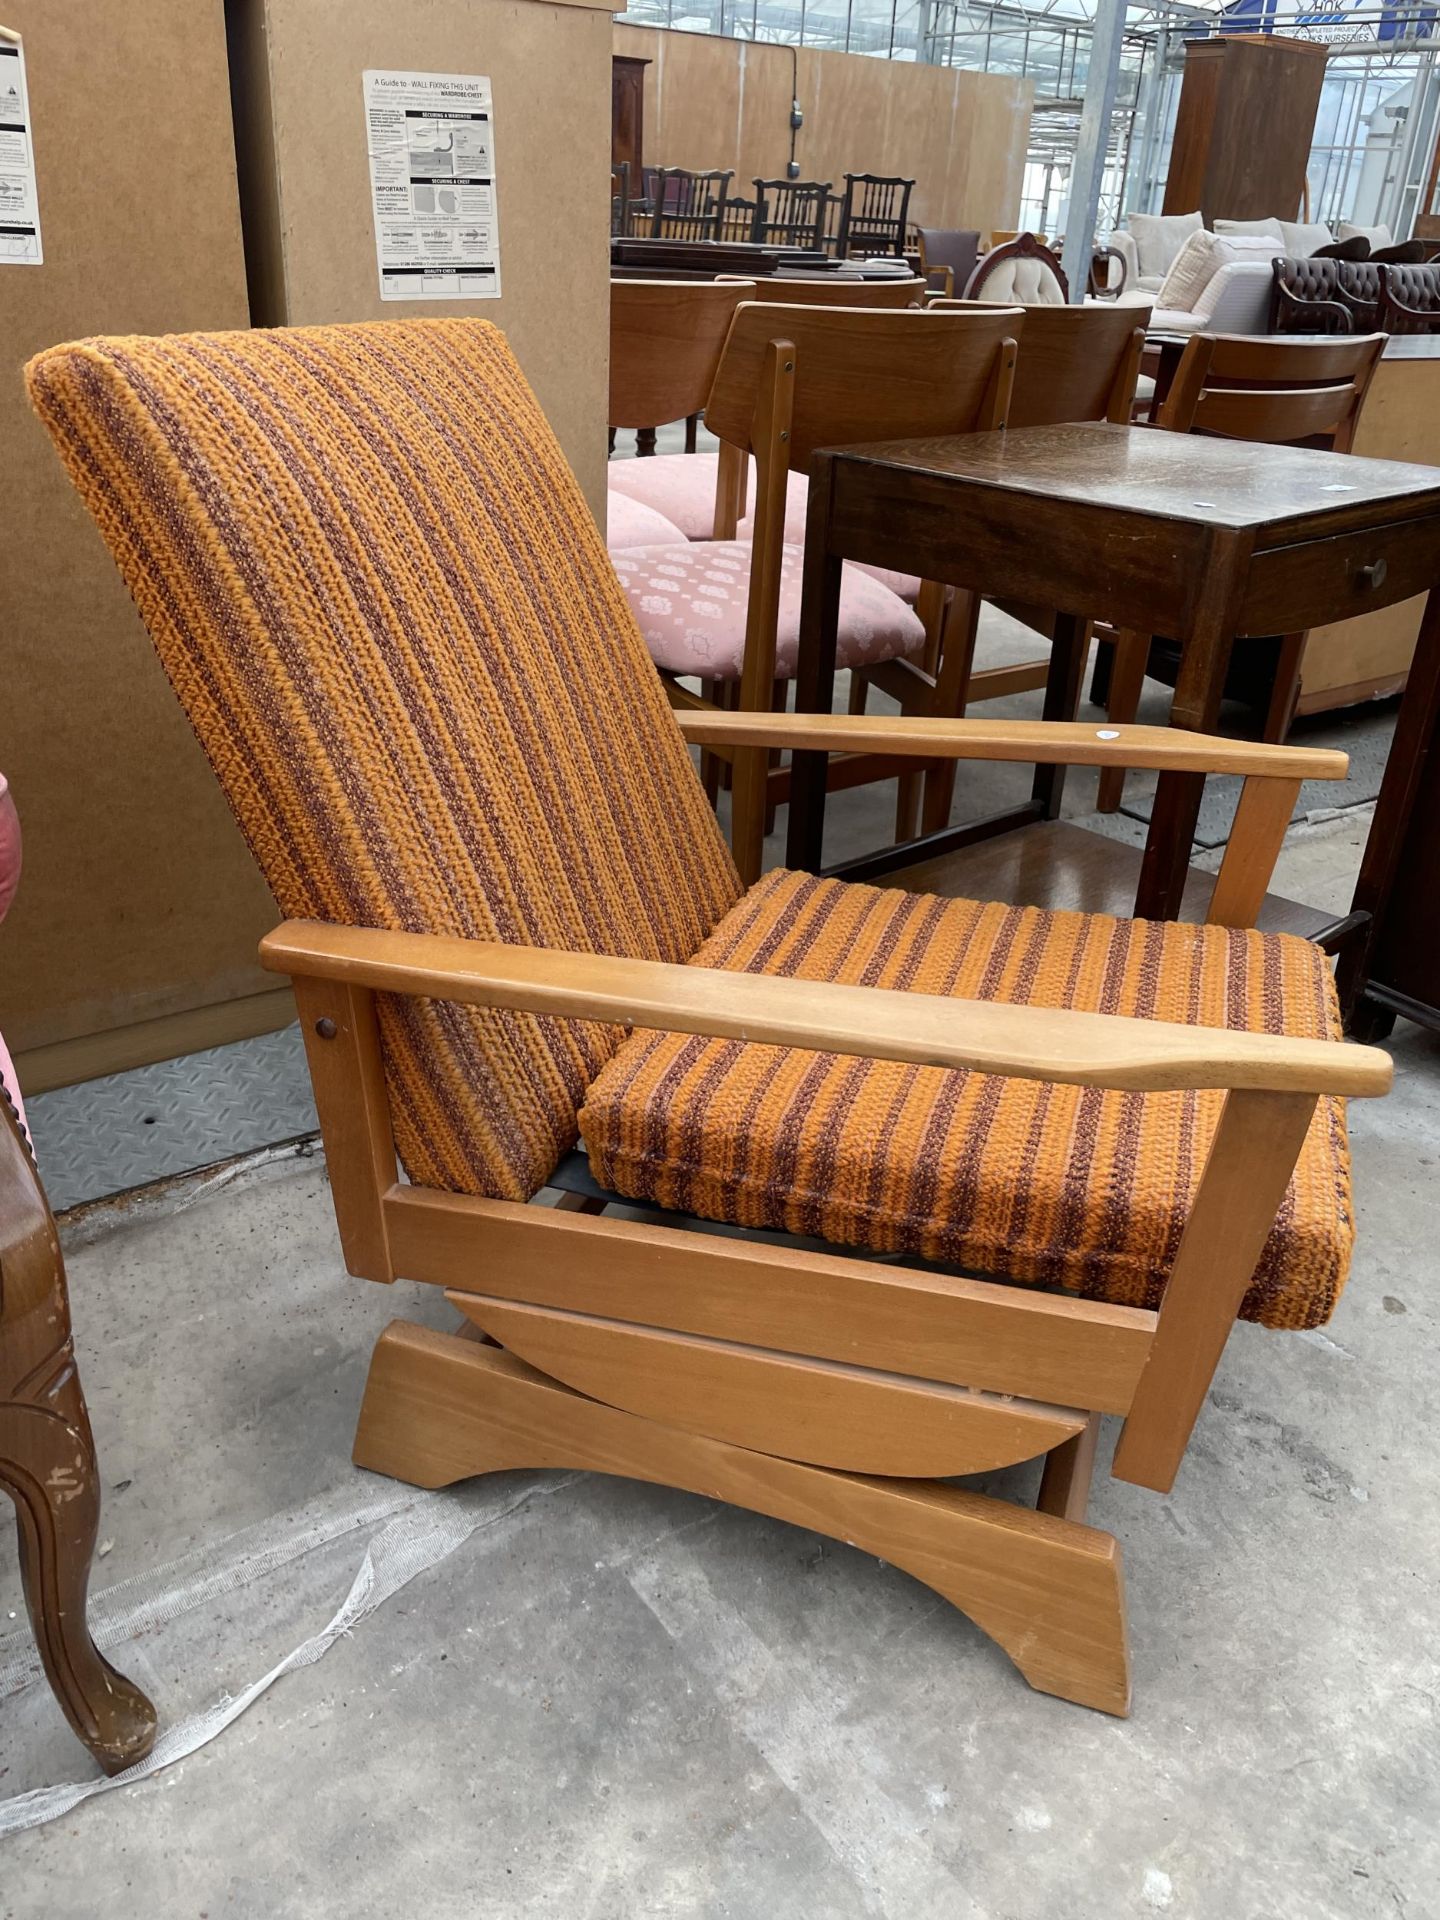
[930,299,1148,427]
[836,174,915,258]
[916,228,981,298]
[648,168,734,241]
[702,302,1022,874]
[964,232,1069,305]
[751,179,832,251]
[1156,331,1387,450]
[717,273,925,309]
[609,279,756,431]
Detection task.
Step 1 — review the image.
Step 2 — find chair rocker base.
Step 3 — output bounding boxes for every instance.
[352,1318,1133,1717]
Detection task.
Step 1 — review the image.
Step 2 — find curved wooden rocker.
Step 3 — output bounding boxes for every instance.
[0,1088,158,1775]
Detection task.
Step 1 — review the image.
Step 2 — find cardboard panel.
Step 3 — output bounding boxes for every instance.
[615,25,1032,235]
[231,0,615,515]
[0,1,278,1082]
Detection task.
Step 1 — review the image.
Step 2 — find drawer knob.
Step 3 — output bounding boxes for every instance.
[1357,558,1388,592]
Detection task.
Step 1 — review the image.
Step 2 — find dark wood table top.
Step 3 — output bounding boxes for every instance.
[823,422,1440,536]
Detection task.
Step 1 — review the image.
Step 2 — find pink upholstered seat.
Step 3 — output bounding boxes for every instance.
[608,452,808,543]
[0,773,26,1134]
[610,453,924,602]
[736,493,923,604]
[605,489,689,551]
[612,541,926,681]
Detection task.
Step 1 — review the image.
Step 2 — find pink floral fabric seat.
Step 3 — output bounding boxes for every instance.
[605,489,690,551]
[612,540,926,681]
[607,451,784,542]
[609,452,923,603]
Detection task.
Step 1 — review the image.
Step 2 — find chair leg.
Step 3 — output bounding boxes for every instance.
[920,588,982,837]
[1096,629,1151,813]
[1036,1414,1101,1524]
[848,671,870,715]
[1263,633,1307,744]
[353,1322,1132,1717]
[684,413,699,455]
[637,427,657,458]
[1,1361,158,1776]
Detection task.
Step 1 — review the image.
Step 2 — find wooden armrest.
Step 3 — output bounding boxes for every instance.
[674,712,1347,781]
[261,922,1389,1098]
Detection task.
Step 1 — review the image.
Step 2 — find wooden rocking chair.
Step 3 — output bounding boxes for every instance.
[28,319,1391,1718]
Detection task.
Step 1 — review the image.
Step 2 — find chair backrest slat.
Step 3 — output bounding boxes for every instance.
[610,278,756,427]
[1157,331,1387,450]
[705,302,1023,475]
[930,299,1149,427]
[717,274,924,309]
[29,321,742,1203]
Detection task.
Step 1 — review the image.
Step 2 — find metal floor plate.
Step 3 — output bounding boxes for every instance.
[24,1024,318,1214]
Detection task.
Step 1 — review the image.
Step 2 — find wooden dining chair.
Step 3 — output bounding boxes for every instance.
[850,301,1150,839]
[607,277,754,462]
[751,179,833,252]
[1097,330,1387,812]
[31,318,1390,1721]
[648,168,734,242]
[836,174,915,257]
[611,301,1024,882]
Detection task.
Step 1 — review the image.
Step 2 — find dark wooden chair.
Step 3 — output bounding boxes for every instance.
[648,168,734,242]
[1377,260,1440,333]
[718,197,759,244]
[1099,330,1388,809]
[836,173,914,258]
[1,1085,158,1774]
[915,228,981,299]
[750,179,832,252]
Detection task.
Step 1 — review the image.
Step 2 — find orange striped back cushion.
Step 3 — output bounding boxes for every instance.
[28,320,740,1198]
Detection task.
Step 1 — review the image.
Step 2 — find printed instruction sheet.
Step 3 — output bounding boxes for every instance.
[0,37,42,265]
[363,69,500,300]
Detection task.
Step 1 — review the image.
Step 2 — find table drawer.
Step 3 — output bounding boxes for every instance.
[1241,513,1440,635]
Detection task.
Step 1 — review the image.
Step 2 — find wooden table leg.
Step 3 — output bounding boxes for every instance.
[1136,534,1251,921]
[787,456,844,873]
[1032,612,1090,820]
[1336,584,1440,1023]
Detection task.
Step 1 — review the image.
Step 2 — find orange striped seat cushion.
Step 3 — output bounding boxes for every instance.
[579,869,1353,1330]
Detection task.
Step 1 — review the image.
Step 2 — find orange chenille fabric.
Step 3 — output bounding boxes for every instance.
[580,869,1353,1329]
[27,321,741,1199]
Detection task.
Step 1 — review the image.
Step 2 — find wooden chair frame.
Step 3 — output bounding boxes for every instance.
[751,178,833,251]
[836,173,915,258]
[262,713,1389,1719]
[1,1088,158,1773]
[665,302,1022,883]
[850,302,1149,840]
[608,278,755,457]
[1098,330,1387,812]
[647,168,735,242]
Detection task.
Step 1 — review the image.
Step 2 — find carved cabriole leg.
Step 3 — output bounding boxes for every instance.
[1,1354,158,1775]
[353,1322,1132,1717]
[1,1092,157,1774]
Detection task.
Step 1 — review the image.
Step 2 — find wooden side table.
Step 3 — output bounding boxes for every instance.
[787,423,1440,989]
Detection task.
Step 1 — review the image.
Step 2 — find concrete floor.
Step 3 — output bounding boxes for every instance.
[4,633,1440,1915]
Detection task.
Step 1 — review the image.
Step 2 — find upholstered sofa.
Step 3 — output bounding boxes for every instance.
[1103,226,1275,335]
[1104,212,1397,298]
